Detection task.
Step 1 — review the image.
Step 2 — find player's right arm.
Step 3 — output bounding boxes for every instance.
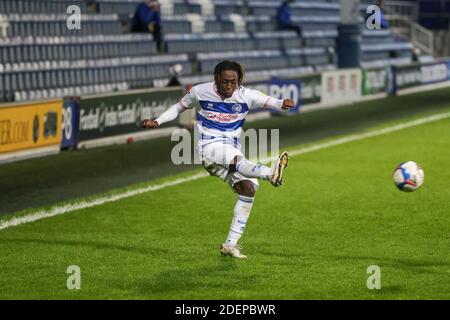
[245,88,295,112]
[141,87,197,129]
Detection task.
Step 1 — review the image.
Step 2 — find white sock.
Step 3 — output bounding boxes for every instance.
[225,195,255,247]
[235,159,273,180]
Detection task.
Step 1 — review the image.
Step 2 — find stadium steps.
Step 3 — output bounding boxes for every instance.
[360,57,413,69]
[248,0,340,17]
[95,0,247,15]
[0,0,87,14]
[0,34,157,63]
[13,82,129,103]
[196,48,333,74]
[0,54,192,103]
[360,24,413,65]
[177,65,316,88]
[164,31,307,54]
[5,14,124,37]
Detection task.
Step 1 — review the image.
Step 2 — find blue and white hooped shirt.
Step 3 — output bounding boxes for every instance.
[177,82,284,145]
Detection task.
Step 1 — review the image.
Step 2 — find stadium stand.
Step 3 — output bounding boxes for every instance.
[0,0,87,14]
[0,0,419,103]
[359,0,425,67]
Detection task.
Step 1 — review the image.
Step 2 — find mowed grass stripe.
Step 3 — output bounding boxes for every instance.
[1,110,450,231]
[0,116,449,299]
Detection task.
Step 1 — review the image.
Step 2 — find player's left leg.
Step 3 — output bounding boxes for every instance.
[230,152,289,187]
[221,180,256,259]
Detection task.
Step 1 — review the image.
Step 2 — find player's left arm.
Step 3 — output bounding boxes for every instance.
[247,88,295,111]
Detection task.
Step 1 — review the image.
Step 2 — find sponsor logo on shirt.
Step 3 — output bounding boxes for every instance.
[202,111,240,123]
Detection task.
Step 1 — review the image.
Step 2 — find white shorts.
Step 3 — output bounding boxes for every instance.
[198,141,259,191]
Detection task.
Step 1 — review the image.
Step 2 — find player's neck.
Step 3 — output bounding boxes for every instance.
[214,83,233,100]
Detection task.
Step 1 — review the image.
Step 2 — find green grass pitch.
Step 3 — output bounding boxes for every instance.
[0,109,449,299]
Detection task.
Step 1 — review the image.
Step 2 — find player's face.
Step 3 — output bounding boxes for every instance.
[217,70,238,98]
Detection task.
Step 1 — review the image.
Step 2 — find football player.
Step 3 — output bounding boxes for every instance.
[142,60,293,258]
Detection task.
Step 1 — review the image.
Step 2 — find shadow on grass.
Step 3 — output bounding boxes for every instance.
[327,254,450,275]
[135,257,263,298]
[0,237,170,256]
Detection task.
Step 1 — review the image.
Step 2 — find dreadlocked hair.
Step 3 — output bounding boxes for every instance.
[214,60,245,87]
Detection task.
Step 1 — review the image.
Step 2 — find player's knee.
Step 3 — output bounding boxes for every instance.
[235,180,256,197]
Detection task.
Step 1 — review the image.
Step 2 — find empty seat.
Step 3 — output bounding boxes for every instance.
[286,47,330,67]
[6,14,123,37]
[165,33,253,54]
[302,30,337,48]
[252,31,301,50]
[197,50,289,74]
[161,16,195,34]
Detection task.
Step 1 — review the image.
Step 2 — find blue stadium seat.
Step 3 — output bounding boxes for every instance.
[0,52,192,102]
[286,47,331,67]
[292,15,340,31]
[165,33,253,54]
[243,15,275,32]
[197,50,289,74]
[214,0,246,15]
[0,0,86,14]
[302,30,338,48]
[5,14,123,37]
[161,16,193,34]
[252,31,301,50]
[361,42,413,62]
[361,29,392,45]
[0,0,419,102]
[203,16,227,33]
[0,35,157,63]
[248,1,340,17]
[291,2,341,17]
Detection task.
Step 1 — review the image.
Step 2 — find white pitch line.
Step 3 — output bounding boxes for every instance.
[1,111,450,231]
[0,172,208,231]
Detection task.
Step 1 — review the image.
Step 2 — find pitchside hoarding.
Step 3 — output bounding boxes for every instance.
[447,60,450,80]
[78,87,184,142]
[321,69,362,105]
[0,100,62,154]
[61,98,80,149]
[394,61,449,91]
[246,79,301,113]
[297,73,322,105]
[267,79,301,113]
[361,67,392,96]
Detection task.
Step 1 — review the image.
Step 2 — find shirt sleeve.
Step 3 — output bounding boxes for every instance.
[154,103,184,125]
[246,88,284,111]
[178,86,198,110]
[155,87,198,125]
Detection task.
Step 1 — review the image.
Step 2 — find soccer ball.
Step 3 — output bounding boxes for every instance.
[392,161,424,192]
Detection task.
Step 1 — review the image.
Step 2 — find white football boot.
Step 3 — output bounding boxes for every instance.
[270,151,289,187]
[220,243,247,259]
